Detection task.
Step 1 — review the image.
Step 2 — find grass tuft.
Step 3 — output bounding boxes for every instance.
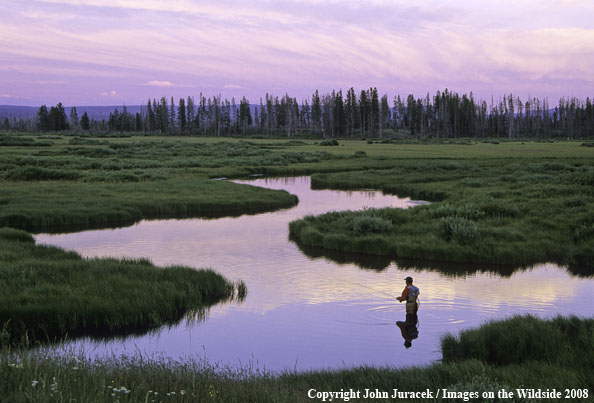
[440,216,479,244]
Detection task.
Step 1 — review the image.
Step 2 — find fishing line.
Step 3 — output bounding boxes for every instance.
[340,279,396,298]
[335,320,393,326]
[337,279,423,327]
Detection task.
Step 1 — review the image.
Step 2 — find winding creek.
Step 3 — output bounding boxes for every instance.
[36,176,594,371]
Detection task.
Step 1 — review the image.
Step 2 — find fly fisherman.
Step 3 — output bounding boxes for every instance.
[397,276,420,314]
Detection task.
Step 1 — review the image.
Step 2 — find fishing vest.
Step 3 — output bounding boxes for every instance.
[406,285,419,303]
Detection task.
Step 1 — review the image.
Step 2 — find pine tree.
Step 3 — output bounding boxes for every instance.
[239,96,252,135]
[231,97,238,134]
[186,96,195,135]
[146,99,155,134]
[49,103,68,131]
[333,89,345,136]
[121,105,129,132]
[370,88,379,137]
[359,90,370,138]
[198,94,206,136]
[160,97,169,134]
[380,94,390,137]
[265,94,273,136]
[321,93,333,138]
[108,108,120,132]
[69,106,79,131]
[259,98,266,134]
[346,88,356,137]
[37,105,50,131]
[300,98,310,131]
[169,97,176,134]
[311,90,322,136]
[178,98,187,134]
[135,113,142,131]
[80,112,90,130]
[507,94,515,139]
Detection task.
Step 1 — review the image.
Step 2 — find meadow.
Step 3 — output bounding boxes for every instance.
[1,132,593,400]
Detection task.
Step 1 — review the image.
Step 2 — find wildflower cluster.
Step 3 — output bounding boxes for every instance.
[108,384,131,399]
[7,363,23,369]
[50,377,59,394]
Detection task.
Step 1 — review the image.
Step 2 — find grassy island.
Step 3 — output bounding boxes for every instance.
[290,151,594,271]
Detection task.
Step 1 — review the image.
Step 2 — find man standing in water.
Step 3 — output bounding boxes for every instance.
[396,276,420,348]
[397,276,420,314]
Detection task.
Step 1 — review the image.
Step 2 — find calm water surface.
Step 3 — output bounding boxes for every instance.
[36,177,594,371]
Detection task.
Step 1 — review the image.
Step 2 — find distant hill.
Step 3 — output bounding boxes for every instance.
[0,105,143,121]
[0,105,38,119]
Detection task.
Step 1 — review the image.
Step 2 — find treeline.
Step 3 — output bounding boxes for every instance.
[3,89,594,139]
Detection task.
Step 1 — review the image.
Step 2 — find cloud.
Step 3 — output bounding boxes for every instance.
[145,80,175,87]
[3,0,594,103]
[100,90,118,97]
[0,93,27,99]
[37,80,65,85]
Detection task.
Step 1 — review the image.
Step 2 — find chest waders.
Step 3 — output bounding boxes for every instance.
[405,285,419,314]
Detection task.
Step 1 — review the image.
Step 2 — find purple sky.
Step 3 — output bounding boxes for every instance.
[1,0,593,106]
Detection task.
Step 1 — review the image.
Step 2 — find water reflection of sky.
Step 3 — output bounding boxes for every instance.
[36,177,594,372]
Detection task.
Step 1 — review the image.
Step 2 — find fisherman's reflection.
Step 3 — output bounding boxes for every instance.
[396,313,419,348]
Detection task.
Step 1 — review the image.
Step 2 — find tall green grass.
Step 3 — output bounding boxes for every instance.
[0,179,298,233]
[290,159,594,272]
[442,315,594,370]
[0,228,244,345]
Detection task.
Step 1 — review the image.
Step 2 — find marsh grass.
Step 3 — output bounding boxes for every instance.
[291,158,594,271]
[441,315,594,374]
[346,213,393,235]
[318,138,340,146]
[0,179,298,233]
[440,216,479,244]
[0,228,240,345]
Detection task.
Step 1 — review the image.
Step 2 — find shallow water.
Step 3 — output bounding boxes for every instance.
[36,176,594,371]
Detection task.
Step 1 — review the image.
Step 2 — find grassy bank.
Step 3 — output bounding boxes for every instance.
[0,178,298,233]
[0,138,320,232]
[1,315,591,402]
[0,227,244,345]
[289,157,594,271]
